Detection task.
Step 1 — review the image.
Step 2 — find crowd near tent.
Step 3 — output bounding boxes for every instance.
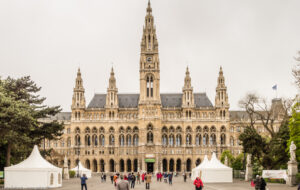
[71,161,92,178]
[191,152,232,183]
[4,145,62,189]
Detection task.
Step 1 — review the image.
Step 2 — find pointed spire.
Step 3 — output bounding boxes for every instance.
[147,0,152,14]
[184,66,191,88]
[219,66,223,75]
[108,67,117,89]
[77,67,81,76]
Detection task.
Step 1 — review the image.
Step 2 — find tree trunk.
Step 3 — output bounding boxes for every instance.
[6,143,12,166]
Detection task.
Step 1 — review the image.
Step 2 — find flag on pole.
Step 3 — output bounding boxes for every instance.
[272,85,277,90]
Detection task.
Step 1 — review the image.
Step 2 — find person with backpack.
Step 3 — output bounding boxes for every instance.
[131,173,136,188]
[193,177,203,190]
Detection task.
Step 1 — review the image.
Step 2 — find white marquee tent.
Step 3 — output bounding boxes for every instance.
[191,153,232,183]
[4,145,62,189]
[71,161,92,178]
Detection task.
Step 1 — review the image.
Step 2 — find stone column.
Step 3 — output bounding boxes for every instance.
[245,154,252,181]
[287,160,298,186]
[287,141,298,186]
[63,156,69,179]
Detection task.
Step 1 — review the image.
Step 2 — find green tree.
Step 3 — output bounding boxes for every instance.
[0,76,64,167]
[231,154,244,170]
[239,126,266,164]
[220,150,234,166]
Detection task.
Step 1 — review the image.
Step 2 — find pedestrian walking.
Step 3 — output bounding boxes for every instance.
[117,175,130,190]
[104,173,106,182]
[80,174,88,190]
[254,175,261,190]
[137,172,141,184]
[193,177,203,190]
[163,173,168,183]
[168,173,173,185]
[183,172,187,182]
[145,172,152,189]
[131,173,136,188]
[142,173,145,183]
[260,177,267,190]
[110,174,114,184]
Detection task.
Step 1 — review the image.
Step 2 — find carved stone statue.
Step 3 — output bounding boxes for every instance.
[290,141,297,162]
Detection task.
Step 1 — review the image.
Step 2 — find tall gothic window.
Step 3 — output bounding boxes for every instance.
[146,75,153,98]
[147,124,154,143]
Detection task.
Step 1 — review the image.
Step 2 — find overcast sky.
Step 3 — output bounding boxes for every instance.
[0,0,299,111]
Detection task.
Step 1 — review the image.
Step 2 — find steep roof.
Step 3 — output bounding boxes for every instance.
[87,93,213,108]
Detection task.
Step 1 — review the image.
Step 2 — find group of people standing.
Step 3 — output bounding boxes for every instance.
[155,172,173,184]
[112,172,152,190]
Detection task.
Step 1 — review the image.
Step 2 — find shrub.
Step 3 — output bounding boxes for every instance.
[296,173,300,183]
[69,170,76,178]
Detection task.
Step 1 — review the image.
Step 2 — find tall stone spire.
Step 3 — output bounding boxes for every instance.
[215,66,229,119]
[71,68,86,120]
[106,67,118,108]
[71,68,86,109]
[182,67,194,108]
[139,1,161,104]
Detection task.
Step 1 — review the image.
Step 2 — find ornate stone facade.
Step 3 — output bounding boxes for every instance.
[42,1,283,174]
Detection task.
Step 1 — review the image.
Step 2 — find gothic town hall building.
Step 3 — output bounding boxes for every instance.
[44,1,254,174]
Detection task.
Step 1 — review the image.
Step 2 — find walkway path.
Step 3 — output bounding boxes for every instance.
[55,176,296,190]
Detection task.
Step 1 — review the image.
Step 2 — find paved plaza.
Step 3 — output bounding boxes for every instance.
[53,176,297,190]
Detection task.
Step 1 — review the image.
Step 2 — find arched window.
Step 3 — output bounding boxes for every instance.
[75,135,81,146]
[169,134,174,146]
[109,159,115,172]
[210,134,216,145]
[146,75,154,98]
[162,134,168,146]
[92,135,98,146]
[230,136,234,146]
[109,135,115,146]
[221,133,226,145]
[126,134,132,146]
[186,159,191,172]
[85,135,91,146]
[147,124,154,143]
[133,134,139,146]
[99,135,105,146]
[203,134,209,145]
[196,134,201,146]
[120,159,125,172]
[119,135,125,146]
[147,132,153,143]
[176,134,181,146]
[186,134,192,145]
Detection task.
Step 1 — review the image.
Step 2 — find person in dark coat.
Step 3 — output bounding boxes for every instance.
[80,174,88,190]
[260,177,267,190]
[254,175,261,190]
[131,173,136,188]
[168,173,173,185]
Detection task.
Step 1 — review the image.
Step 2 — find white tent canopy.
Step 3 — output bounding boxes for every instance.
[191,153,233,183]
[5,145,62,189]
[71,161,92,178]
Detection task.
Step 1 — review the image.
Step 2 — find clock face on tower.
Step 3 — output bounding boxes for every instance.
[147,57,152,63]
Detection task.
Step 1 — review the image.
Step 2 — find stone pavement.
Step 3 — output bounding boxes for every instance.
[55,176,297,190]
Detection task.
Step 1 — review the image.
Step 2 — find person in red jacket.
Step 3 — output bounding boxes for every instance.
[193,177,204,190]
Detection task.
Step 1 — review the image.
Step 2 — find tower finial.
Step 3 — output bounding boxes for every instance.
[147,0,152,13]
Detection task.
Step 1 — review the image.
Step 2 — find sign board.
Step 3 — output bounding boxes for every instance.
[145,154,155,158]
[145,158,155,163]
[0,171,4,178]
[262,170,287,180]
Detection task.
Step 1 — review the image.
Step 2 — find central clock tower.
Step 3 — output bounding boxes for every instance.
[139,0,161,105]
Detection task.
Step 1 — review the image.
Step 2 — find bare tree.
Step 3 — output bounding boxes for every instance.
[239,93,291,138]
[293,51,300,89]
